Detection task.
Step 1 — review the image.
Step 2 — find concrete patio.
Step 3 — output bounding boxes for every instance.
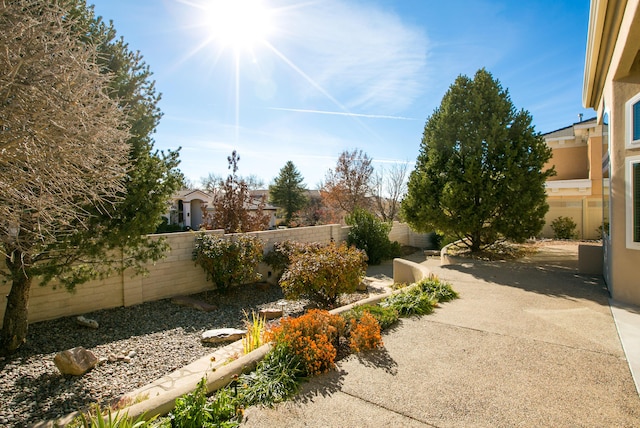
[242,242,640,427]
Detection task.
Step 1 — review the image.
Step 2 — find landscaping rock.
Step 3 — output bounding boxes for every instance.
[201,328,246,344]
[53,347,98,376]
[76,315,99,329]
[171,296,217,312]
[258,308,283,320]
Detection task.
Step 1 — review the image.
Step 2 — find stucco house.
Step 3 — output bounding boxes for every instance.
[164,189,277,230]
[165,189,210,230]
[583,0,640,305]
[542,116,605,239]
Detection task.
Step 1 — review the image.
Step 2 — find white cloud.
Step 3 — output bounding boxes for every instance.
[268,107,418,120]
[272,0,429,114]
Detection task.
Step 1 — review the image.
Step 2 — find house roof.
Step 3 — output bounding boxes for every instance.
[542,117,597,138]
[583,0,640,108]
[174,189,211,201]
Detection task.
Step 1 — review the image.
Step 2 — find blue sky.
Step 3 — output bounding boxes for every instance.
[90,0,592,188]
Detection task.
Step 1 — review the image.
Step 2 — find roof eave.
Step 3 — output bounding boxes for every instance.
[583,0,608,109]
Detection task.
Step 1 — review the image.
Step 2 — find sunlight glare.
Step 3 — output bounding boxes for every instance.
[204,0,274,51]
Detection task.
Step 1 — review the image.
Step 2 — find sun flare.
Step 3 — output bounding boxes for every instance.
[203,0,274,52]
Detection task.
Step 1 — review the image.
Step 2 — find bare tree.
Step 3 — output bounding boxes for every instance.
[373,162,409,221]
[0,1,129,354]
[320,148,374,222]
[243,174,265,191]
[200,172,223,196]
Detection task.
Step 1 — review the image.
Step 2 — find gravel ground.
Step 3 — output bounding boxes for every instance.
[0,283,368,427]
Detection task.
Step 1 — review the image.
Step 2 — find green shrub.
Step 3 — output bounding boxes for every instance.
[263,240,323,281]
[550,216,578,240]
[262,242,290,278]
[341,304,399,330]
[388,240,402,259]
[381,287,437,316]
[428,231,444,250]
[192,233,264,292]
[207,389,241,428]
[170,377,214,428]
[155,217,184,234]
[416,277,459,303]
[167,346,304,427]
[170,377,239,428]
[279,241,367,307]
[346,208,394,265]
[596,222,609,239]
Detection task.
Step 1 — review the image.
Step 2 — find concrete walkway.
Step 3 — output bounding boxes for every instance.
[242,243,640,427]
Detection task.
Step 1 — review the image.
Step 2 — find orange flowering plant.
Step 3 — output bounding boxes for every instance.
[266,309,346,376]
[348,311,382,353]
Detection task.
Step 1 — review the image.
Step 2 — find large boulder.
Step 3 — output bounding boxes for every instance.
[201,328,246,344]
[54,347,98,376]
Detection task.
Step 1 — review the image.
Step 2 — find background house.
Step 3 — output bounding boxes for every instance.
[164,189,278,230]
[166,189,210,230]
[583,0,640,305]
[542,116,606,239]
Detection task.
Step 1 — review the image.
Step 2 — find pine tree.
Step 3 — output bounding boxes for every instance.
[269,161,308,226]
[402,69,554,252]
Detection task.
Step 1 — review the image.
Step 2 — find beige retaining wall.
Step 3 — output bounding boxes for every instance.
[542,198,603,240]
[0,223,428,327]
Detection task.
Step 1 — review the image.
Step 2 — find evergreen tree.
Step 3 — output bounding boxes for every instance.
[67,0,184,240]
[269,161,308,226]
[0,1,183,354]
[402,69,554,252]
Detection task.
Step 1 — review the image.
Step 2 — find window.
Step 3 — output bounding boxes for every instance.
[634,101,640,142]
[602,111,610,238]
[626,155,640,249]
[635,163,640,243]
[626,92,640,147]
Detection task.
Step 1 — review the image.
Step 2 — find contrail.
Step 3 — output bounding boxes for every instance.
[269,107,417,121]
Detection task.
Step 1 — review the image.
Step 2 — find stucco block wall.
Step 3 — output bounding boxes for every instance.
[606,80,640,305]
[543,198,603,240]
[388,222,433,248]
[0,223,427,327]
